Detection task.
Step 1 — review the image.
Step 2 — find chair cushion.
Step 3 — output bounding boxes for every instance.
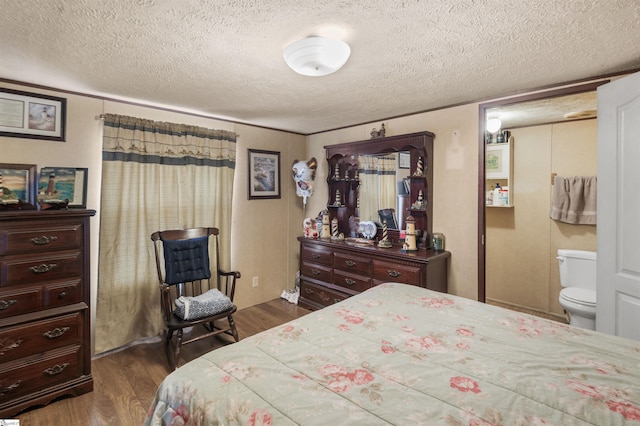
[162,235,211,284]
[174,289,233,320]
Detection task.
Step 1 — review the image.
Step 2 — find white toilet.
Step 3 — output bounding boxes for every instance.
[557,249,597,330]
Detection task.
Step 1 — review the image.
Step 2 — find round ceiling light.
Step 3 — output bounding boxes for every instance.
[283,36,351,77]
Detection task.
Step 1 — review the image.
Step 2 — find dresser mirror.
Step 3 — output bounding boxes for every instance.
[325,131,434,242]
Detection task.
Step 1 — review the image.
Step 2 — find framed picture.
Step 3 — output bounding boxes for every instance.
[0,163,37,205]
[486,144,509,179]
[248,149,281,200]
[0,88,66,141]
[398,152,410,169]
[37,167,88,208]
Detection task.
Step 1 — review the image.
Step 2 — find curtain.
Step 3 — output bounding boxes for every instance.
[358,154,397,222]
[95,114,237,354]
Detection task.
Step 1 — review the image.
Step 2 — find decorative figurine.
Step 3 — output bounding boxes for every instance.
[334,189,342,206]
[413,156,424,176]
[411,190,425,209]
[377,220,392,248]
[402,215,418,251]
[333,163,340,180]
[321,210,331,239]
[331,217,339,239]
[302,217,319,239]
[370,123,386,139]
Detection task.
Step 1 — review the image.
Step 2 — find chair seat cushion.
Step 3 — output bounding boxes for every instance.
[174,289,233,320]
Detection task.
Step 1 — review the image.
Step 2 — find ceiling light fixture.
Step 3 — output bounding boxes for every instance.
[486,118,502,134]
[283,36,351,77]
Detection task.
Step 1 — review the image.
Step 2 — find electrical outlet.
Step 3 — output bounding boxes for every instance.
[252,276,259,288]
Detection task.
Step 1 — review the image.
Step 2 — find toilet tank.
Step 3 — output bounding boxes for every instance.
[557,249,597,290]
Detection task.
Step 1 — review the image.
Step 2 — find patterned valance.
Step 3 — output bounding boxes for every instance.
[102,113,238,167]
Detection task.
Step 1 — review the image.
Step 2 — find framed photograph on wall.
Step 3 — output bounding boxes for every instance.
[248,149,281,200]
[0,88,66,141]
[398,152,410,169]
[37,167,88,208]
[0,163,37,205]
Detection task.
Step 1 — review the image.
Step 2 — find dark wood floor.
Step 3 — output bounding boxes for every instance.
[16,298,310,426]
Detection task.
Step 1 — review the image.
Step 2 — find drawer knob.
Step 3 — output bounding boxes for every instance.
[311,269,321,275]
[30,235,59,245]
[312,254,320,259]
[345,260,357,267]
[333,299,341,304]
[43,363,69,376]
[1,380,22,394]
[344,278,356,286]
[305,288,314,294]
[58,291,67,299]
[29,263,58,274]
[387,270,402,278]
[43,327,70,339]
[0,299,17,311]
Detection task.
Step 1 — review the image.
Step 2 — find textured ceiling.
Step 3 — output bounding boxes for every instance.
[1,0,639,134]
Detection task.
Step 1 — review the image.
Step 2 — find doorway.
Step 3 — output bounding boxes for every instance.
[477,81,606,308]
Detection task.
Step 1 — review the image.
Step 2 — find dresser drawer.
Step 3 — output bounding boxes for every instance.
[0,224,83,255]
[333,270,371,293]
[300,280,348,308]
[300,244,333,267]
[372,260,422,285]
[300,261,332,283]
[0,286,42,319]
[0,345,83,402]
[0,313,82,364]
[0,251,82,286]
[333,251,371,275]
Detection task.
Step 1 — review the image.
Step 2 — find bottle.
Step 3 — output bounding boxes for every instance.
[493,183,502,206]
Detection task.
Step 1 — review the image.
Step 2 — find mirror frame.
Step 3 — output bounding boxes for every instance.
[325,131,434,242]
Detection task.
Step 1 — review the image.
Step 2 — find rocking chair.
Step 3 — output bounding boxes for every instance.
[151,227,241,370]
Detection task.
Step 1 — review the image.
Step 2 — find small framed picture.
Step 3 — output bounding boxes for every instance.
[0,163,37,205]
[0,88,66,141]
[37,167,88,208]
[398,152,410,169]
[248,149,281,200]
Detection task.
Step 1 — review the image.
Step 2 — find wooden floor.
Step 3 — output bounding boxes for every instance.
[16,298,310,426]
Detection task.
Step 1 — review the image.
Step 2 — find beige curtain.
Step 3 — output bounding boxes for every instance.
[95,114,237,354]
[358,154,397,222]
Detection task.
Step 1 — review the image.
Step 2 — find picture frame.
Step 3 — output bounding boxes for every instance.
[248,149,281,200]
[0,88,66,141]
[0,163,37,205]
[398,151,410,169]
[37,167,88,208]
[486,144,509,179]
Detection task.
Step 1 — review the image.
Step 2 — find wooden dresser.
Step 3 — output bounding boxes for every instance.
[298,237,450,310]
[0,209,95,417]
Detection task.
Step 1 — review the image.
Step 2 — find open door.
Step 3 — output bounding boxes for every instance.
[596,71,640,341]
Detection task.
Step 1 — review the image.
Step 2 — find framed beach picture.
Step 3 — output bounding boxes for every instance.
[0,88,66,141]
[37,167,88,208]
[248,149,281,200]
[0,163,37,205]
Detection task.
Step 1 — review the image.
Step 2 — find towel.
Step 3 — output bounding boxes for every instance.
[550,176,597,225]
[174,289,233,320]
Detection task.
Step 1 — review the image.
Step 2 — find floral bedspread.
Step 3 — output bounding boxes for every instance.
[144,283,640,425]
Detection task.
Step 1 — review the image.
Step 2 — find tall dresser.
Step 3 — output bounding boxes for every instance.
[0,209,95,417]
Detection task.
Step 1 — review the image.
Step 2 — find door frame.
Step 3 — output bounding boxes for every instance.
[477,81,607,302]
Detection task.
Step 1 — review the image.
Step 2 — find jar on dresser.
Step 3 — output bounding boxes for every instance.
[0,209,95,417]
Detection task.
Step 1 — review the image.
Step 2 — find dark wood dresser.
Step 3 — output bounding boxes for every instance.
[298,237,449,310]
[0,209,95,417]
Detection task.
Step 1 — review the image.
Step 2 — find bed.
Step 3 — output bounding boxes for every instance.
[144,283,640,425]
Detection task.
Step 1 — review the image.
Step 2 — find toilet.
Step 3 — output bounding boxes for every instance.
[557,249,597,330]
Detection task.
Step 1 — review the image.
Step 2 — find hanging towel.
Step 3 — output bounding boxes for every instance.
[550,176,597,225]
